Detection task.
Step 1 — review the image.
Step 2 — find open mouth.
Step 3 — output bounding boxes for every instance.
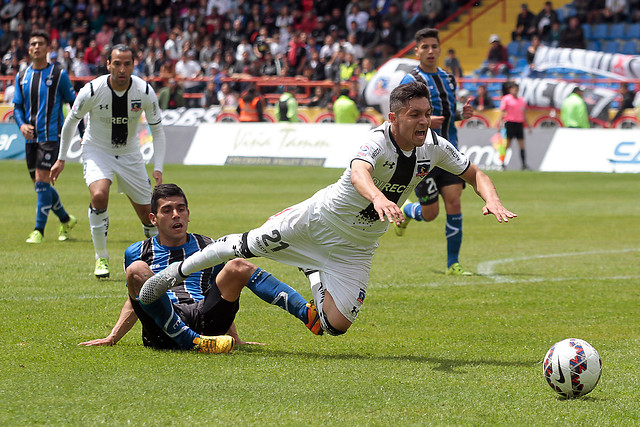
[172,223,184,230]
[415,130,427,138]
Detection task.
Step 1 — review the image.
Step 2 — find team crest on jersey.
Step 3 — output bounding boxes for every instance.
[416,160,430,177]
[130,99,142,112]
[45,76,53,87]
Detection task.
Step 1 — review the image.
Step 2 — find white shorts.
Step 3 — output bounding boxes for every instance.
[81,144,152,205]
[246,198,376,324]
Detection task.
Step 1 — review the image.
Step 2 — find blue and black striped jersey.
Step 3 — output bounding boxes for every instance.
[13,63,76,143]
[124,233,224,304]
[400,66,460,147]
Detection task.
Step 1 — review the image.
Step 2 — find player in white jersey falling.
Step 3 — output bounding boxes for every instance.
[50,44,167,278]
[140,81,516,336]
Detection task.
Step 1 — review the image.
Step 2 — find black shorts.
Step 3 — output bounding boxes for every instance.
[415,167,465,206]
[505,121,524,140]
[25,141,59,179]
[129,284,240,350]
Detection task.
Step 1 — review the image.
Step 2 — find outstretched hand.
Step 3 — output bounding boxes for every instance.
[482,201,517,223]
[373,195,404,225]
[78,337,116,346]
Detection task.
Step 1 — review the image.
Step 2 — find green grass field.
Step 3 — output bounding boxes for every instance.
[1,160,639,425]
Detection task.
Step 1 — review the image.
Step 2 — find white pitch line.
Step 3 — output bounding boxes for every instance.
[477,248,640,283]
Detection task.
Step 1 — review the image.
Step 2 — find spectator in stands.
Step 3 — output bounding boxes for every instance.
[164,28,182,62]
[600,0,627,23]
[84,39,101,74]
[417,0,443,34]
[484,34,512,76]
[471,84,495,111]
[374,18,399,64]
[287,31,307,77]
[558,15,586,49]
[444,48,463,78]
[218,82,238,108]
[346,4,369,33]
[543,20,562,47]
[158,78,185,110]
[319,34,338,62]
[561,86,590,128]
[307,50,326,81]
[523,34,543,78]
[71,50,91,77]
[275,87,299,122]
[339,51,357,82]
[535,1,559,40]
[402,0,423,33]
[175,50,204,107]
[237,84,265,122]
[333,88,360,123]
[512,3,537,41]
[360,57,376,82]
[308,86,332,108]
[0,0,24,25]
[259,51,281,77]
[361,18,381,63]
[611,82,636,124]
[201,80,220,108]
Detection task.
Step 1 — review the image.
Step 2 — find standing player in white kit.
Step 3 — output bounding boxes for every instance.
[140,81,516,336]
[50,44,167,278]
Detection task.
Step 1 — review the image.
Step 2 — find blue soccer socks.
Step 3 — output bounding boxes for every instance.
[34,181,53,232]
[445,214,463,268]
[247,268,309,323]
[403,202,424,221]
[139,293,200,350]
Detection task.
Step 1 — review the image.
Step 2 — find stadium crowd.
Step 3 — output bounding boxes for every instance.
[0,0,468,107]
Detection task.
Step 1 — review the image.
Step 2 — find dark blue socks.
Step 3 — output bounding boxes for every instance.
[445,214,463,268]
[246,268,308,323]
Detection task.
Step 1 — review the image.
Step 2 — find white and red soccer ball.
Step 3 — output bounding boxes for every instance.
[543,338,602,398]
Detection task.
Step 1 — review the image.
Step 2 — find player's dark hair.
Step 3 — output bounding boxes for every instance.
[415,28,440,44]
[151,184,188,214]
[29,29,50,45]
[390,81,430,113]
[108,43,133,61]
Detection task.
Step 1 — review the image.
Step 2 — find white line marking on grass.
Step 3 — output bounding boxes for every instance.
[477,248,640,283]
[372,248,640,289]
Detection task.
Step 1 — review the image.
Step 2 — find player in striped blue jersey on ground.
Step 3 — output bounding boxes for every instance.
[396,28,475,276]
[13,29,78,244]
[79,184,322,353]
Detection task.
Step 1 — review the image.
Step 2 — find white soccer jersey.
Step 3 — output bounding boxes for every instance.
[315,121,470,243]
[59,75,166,171]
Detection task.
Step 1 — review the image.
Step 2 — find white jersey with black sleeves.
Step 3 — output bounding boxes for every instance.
[314,121,470,243]
[59,75,165,170]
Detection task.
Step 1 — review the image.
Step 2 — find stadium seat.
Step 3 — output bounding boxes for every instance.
[592,23,609,41]
[587,40,602,52]
[627,23,640,39]
[608,23,625,41]
[582,24,592,41]
[621,40,638,55]
[555,8,565,23]
[602,41,619,54]
[507,41,520,57]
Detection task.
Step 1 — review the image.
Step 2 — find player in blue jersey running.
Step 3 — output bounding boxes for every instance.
[79,184,322,353]
[13,29,78,244]
[396,28,475,276]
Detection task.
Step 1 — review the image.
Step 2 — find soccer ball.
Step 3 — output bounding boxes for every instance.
[542,338,602,398]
